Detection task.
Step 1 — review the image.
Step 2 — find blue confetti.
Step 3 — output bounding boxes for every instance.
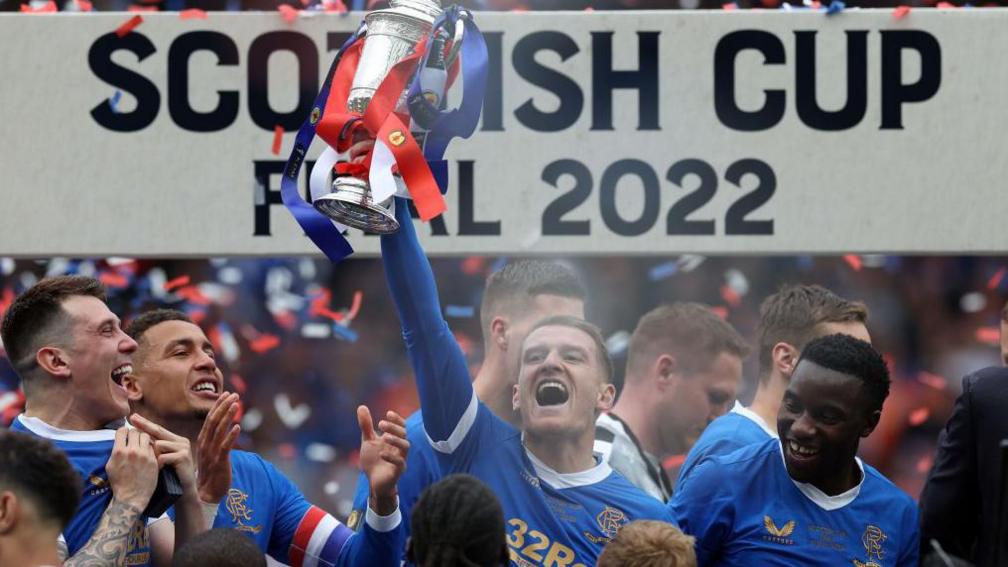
[648,262,678,281]
[109,90,122,113]
[332,324,359,343]
[825,0,844,14]
[445,305,476,318]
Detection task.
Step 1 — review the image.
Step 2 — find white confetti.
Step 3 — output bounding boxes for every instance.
[240,408,263,432]
[960,292,987,314]
[307,443,336,463]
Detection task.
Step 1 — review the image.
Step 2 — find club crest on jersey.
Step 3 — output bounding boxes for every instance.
[87,474,109,495]
[226,488,263,534]
[584,506,628,543]
[761,515,796,545]
[346,509,362,531]
[853,524,887,567]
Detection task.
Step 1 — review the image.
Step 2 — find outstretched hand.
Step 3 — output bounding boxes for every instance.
[195,392,241,504]
[358,405,409,516]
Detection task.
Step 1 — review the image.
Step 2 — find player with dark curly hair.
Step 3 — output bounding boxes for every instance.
[407,474,507,567]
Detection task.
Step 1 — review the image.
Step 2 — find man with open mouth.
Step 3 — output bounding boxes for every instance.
[2,275,211,566]
[120,309,408,567]
[379,200,674,567]
[670,333,919,566]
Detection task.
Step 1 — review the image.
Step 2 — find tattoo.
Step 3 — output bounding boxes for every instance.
[64,499,147,567]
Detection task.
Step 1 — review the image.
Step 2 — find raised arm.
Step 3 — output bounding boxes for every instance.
[380,199,476,448]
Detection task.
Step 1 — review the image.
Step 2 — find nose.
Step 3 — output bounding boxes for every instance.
[119,331,138,354]
[194,349,217,370]
[789,412,816,440]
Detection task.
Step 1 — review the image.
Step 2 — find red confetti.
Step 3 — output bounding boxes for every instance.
[115,15,144,38]
[188,309,208,324]
[98,271,129,289]
[892,5,910,18]
[916,454,934,474]
[277,4,298,23]
[709,306,729,320]
[299,0,310,6]
[127,5,158,11]
[175,285,211,306]
[0,288,16,319]
[663,454,686,469]
[987,267,1006,290]
[272,125,284,155]
[346,290,363,320]
[179,8,207,19]
[936,1,955,7]
[975,326,1001,346]
[273,310,298,331]
[322,0,347,11]
[75,0,93,11]
[230,374,248,395]
[277,443,297,459]
[916,371,948,390]
[207,325,222,354]
[20,1,56,12]
[720,284,742,307]
[461,256,486,276]
[310,289,344,321]
[722,2,737,9]
[365,0,382,7]
[843,255,863,271]
[164,274,191,291]
[908,407,930,426]
[249,334,280,354]
[454,331,474,356]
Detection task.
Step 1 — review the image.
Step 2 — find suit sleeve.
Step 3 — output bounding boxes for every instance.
[919,375,979,560]
[668,459,734,566]
[380,199,480,457]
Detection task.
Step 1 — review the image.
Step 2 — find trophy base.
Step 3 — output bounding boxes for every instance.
[313,179,401,234]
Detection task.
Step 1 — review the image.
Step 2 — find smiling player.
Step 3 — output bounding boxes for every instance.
[670,334,918,566]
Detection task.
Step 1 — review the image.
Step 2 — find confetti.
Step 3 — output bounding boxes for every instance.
[179,8,207,19]
[323,481,340,495]
[272,125,284,155]
[274,394,311,428]
[975,326,1000,345]
[843,254,863,271]
[454,331,474,356]
[346,290,363,320]
[648,261,678,281]
[277,443,297,459]
[175,285,211,306]
[240,408,263,432]
[605,331,631,356]
[249,333,280,353]
[301,322,331,338]
[677,255,705,273]
[721,2,737,9]
[306,443,336,462]
[230,373,248,395]
[277,4,299,23]
[322,0,347,11]
[892,5,910,18]
[987,267,1006,290]
[461,257,486,276]
[20,2,57,12]
[98,271,129,289]
[908,407,930,426]
[663,454,686,469]
[960,292,987,313]
[163,274,191,291]
[720,284,742,307]
[936,1,955,7]
[331,324,359,343]
[74,0,92,11]
[115,15,144,38]
[445,305,475,318]
[710,306,729,320]
[916,454,933,474]
[824,0,844,14]
[916,371,948,391]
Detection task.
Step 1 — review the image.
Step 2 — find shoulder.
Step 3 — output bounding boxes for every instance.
[698,439,779,481]
[599,473,668,514]
[961,366,1008,398]
[861,463,916,510]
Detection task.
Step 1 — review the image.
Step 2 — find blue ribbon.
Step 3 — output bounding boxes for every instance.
[406,6,488,193]
[279,26,364,264]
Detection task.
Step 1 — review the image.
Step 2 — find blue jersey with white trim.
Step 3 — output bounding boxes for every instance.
[9,415,154,566]
[677,407,772,488]
[380,200,675,566]
[670,439,920,567]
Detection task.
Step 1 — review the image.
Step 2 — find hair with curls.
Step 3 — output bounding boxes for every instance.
[408,474,507,567]
[798,333,891,411]
[597,520,697,567]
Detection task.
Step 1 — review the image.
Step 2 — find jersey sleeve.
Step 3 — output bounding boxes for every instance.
[677,431,746,489]
[668,458,735,565]
[380,199,480,455]
[896,500,921,567]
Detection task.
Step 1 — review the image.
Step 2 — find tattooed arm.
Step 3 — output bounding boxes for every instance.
[64,427,158,566]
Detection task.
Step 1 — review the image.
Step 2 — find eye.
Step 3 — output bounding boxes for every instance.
[783,397,801,413]
[563,352,584,363]
[173,350,188,358]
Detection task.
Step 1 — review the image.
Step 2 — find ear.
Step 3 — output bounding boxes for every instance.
[0,491,18,534]
[861,409,882,438]
[653,354,679,390]
[120,373,144,402]
[512,383,521,412]
[771,342,800,379]
[596,383,616,413]
[36,346,71,379]
[490,316,509,352]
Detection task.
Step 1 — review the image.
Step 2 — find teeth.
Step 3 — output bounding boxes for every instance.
[537,380,567,396]
[111,365,132,378]
[192,382,217,393]
[788,440,819,457]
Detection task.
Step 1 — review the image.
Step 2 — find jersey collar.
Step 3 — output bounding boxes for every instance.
[731,401,779,439]
[777,441,865,511]
[524,437,613,489]
[14,415,117,442]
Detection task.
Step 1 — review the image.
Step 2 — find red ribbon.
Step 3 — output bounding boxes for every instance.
[315,35,446,221]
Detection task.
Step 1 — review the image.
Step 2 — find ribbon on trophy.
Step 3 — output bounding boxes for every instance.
[279,4,487,263]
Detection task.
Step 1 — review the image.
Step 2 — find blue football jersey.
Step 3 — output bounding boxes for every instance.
[380,200,675,566]
[671,438,919,567]
[677,403,775,488]
[349,409,440,540]
[10,415,155,566]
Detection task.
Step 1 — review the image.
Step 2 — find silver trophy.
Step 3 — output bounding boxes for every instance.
[313,0,448,234]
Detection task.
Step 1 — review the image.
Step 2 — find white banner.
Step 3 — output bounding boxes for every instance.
[0,10,1004,256]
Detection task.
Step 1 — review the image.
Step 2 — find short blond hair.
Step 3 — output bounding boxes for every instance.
[597,521,696,567]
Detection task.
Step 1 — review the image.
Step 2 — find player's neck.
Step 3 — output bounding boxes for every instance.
[610,389,662,457]
[811,458,862,496]
[473,357,521,427]
[23,396,109,431]
[0,527,62,567]
[748,374,787,429]
[524,432,596,474]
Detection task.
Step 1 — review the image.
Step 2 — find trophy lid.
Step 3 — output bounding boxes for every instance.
[387,0,441,20]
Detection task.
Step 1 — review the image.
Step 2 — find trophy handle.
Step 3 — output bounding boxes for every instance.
[446,12,466,68]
